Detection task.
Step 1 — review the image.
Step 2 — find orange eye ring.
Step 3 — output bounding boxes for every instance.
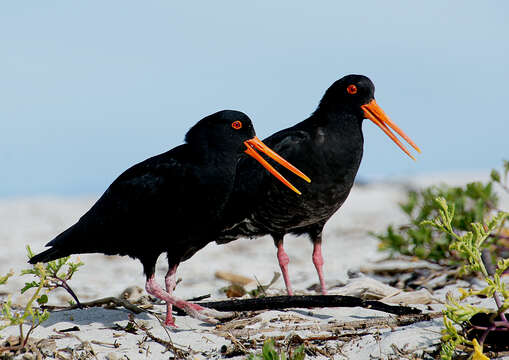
[347,84,357,95]
[231,121,242,130]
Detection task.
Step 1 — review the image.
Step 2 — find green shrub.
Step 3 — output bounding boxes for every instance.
[374,161,509,265]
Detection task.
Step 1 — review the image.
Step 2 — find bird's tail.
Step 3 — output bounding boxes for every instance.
[28,246,70,264]
[28,224,82,264]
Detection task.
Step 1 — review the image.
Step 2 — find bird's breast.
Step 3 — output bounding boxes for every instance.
[251,139,363,232]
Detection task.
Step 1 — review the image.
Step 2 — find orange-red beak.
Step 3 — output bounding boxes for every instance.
[361,100,421,160]
[244,137,311,195]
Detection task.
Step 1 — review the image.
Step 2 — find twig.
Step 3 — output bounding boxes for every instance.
[55,278,82,309]
[272,333,371,342]
[481,249,507,322]
[65,297,145,314]
[128,314,189,358]
[226,332,248,353]
[253,276,267,297]
[91,340,120,348]
[197,295,421,315]
[185,294,211,302]
[53,330,99,360]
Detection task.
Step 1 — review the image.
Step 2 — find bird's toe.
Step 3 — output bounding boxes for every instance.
[180,303,234,324]
[200,307,235,319]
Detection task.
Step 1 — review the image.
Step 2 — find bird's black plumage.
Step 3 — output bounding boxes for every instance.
[216,75,419,294]
[30,111,255,270]
[29,109,308,325]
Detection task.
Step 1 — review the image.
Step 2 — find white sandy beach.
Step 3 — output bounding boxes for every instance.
[1,173,508,359]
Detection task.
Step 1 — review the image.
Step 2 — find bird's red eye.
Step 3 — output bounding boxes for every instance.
[347,84,357,95]
[231,121,242,130]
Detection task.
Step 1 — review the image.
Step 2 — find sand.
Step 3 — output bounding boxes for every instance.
[1,173,508,359]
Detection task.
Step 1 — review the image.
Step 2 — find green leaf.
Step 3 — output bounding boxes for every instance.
[262,339,279,360]
[491,169,501,183]
[37,310,50,323]
[373,161,509,359]
[400,191,418,215]
[0,270,13,285]
[21,281,39,294]
[26,245,35,259]
[503,160,509,176]
[292,345,306,360]
[496,258,509,276]
[37,294,49,305]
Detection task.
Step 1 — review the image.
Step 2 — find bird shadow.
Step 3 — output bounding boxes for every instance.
[40,307,218,332]
[40,307,152,328]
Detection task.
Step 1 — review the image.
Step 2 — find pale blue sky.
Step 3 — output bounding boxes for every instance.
[1,1,508,197]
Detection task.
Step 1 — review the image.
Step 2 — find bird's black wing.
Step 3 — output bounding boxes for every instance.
[44,145,194,255]
[263,127,312,162]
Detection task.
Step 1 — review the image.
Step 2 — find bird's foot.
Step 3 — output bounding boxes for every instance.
[163,316,177,328]
[176,300,234,324]
[145,275,232,325]
[162,302,178,327]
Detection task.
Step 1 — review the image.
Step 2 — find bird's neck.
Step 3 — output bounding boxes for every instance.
[302,104,364,137]
[295,107,365,184]
[186,144,240,221]
[188,142,242,168]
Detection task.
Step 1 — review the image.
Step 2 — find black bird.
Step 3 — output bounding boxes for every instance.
[216,75,420,295]
[29,110,310,326]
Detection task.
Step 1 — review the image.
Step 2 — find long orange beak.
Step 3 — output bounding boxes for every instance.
[244,137,311,195]
[361,99,421,160]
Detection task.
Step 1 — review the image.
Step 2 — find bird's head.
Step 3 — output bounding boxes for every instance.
[320,74,376,111]
[186,110,257,153]
[186,110,310,194]
[319,74,421,160]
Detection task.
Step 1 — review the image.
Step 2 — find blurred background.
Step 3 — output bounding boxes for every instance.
[1,1,508,197]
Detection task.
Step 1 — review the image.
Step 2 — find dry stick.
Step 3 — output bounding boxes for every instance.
[65,297,145,314]
[272,333,368,342]
[193,295,421,316]
[53,330,99,360]
[91,340,120,348]
[128,314,189,359]
[185,294,211,302]
[225,332,248,353]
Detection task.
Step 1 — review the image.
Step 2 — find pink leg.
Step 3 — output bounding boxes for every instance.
[145,274,232,325]
[276,243,294,296]
[312,242,327,295]
[163,265,178,327]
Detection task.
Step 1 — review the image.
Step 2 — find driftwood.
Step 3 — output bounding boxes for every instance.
[215,271,255,285]
[194,295,421,315]
[48,294,420,318]
[213,312,442,339]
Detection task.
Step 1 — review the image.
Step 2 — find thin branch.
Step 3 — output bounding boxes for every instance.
[481,249,507,322]
[56,278,82,309]
[128,314,189,358]
[65,297,145,314]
